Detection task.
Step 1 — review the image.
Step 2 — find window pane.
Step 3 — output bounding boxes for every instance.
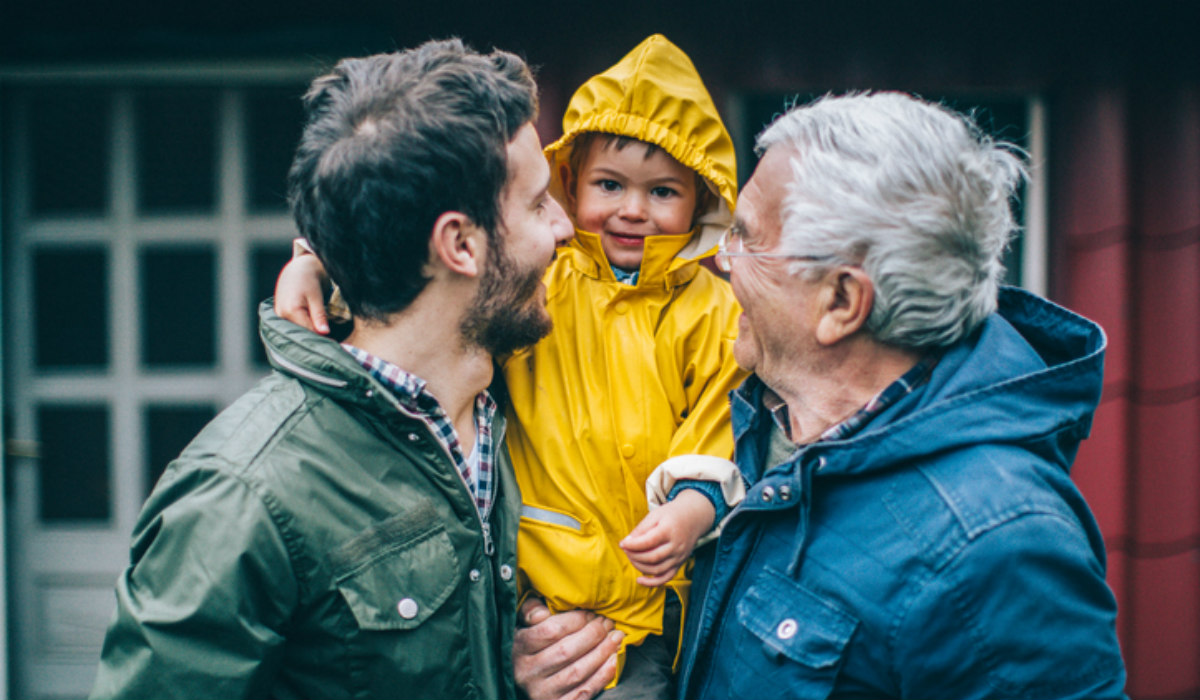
[39,405,110,522]
[140,246,216,367]
[30,89,109,215]
[137,89,217,213]
[35,248,109,368]
[247,86,306,212]
[144,404,216,497]
[250,244,294,366]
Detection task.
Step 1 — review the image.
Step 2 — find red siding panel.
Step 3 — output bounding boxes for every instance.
[1130,399,1200,543]
[1127,554,1200,698]
[1132,248,1200,392]
[1075,398,1131,542]
[1055,84,1200,700]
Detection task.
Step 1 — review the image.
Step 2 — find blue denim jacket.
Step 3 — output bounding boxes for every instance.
[678,288,1128,699]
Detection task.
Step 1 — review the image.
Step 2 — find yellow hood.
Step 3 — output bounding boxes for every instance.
[545,34,737,261]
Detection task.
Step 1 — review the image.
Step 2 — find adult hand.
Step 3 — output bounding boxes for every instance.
[513,597,623,700]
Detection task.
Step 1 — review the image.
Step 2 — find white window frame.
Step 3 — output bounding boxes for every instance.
[0,58,322,699]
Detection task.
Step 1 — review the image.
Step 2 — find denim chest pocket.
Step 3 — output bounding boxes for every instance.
[330,504,462,631]
[731,567,858,699]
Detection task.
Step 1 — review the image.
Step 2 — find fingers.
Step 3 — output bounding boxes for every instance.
[514,611,623,700]
[307,294,330,335]
[620,521,667,554]
[636,567,679,587]
[515,608,597,657]
[628,547,685,580]
[272,280,315,332]
[274,256,329,333]
[624,540,677,565]
[627,543,684,585]
[276,301,318,333]
[519,597,553,628]
[539,623,622,700]
[562,644,619,700]
[624,511,657,539]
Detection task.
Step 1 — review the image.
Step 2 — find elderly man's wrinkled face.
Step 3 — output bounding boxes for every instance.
[729,147,824,381]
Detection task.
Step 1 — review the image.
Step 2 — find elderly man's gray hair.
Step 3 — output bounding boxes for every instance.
[756,92,1027,349]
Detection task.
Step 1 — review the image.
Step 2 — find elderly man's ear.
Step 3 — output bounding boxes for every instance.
[427,211,486,279]
[815,267,874,346]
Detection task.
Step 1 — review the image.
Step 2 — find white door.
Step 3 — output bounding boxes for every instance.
[2,66,315,698]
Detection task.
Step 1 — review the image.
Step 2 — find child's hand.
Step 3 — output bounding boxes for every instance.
[620,489,715,587]
[274,255,331,335]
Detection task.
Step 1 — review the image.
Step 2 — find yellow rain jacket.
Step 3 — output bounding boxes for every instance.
[501,34,748,680]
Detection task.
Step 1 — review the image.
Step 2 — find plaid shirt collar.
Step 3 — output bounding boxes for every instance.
[341,344,497,518]
[766,353,939,444]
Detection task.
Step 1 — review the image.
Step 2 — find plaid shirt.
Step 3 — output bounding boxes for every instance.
[342,344,497,518]
[769,354,940,443]
[611,264,640,286]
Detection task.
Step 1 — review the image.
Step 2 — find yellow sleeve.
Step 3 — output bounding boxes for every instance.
[662,271,749,463]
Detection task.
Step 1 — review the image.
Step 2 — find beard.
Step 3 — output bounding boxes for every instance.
[460,235,552,357]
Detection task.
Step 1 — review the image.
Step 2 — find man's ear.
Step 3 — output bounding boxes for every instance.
[428,211,485,279]
[815,267,874,346]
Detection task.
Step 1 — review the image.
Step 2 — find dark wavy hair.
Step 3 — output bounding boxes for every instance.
[287,38,538,320]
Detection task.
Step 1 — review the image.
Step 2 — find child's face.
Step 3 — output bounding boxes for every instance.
[567,139,698,272]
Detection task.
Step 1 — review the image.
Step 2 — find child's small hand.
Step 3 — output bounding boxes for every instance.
[275,255,331,335]
[620,489,715,587]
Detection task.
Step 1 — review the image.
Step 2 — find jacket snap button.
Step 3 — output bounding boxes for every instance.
[469,569,482,582]
[817,456,827,469]
[365,389,374,398]
[615,301,629,314]
[621,443,635,458]
[761,485,776,502]
[397,598,419,619]
[499,564,513,581]
[408,433,420,442]
[779,484,792,501]
[777,618,798,640]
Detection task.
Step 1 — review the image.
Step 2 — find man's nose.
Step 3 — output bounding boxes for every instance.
[549,197,574,245]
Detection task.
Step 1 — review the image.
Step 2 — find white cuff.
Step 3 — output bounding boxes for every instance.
[645,454,746,509]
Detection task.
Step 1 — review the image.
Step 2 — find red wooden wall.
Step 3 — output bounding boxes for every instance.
[1055,84,1200,700]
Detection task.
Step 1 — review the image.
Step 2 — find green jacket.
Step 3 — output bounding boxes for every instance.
[91,302,521,699]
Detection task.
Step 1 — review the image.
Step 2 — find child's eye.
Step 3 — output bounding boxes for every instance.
[650,186,678,198]
[596,179,621,192]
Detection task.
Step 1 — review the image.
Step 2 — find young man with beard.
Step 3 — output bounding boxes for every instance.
[90,39,578,699]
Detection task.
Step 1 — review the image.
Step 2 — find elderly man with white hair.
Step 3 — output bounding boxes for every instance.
[668,92,1129,699]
